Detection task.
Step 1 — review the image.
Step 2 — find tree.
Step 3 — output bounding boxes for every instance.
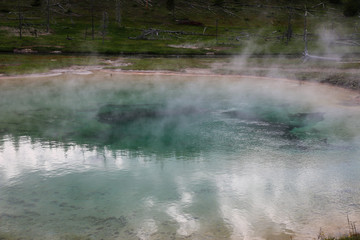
[31,0,41,7]
[91,0,95,40]
[328,0,341,3]
[17,0,24,38]
[43,0,74,33]
[214,0,224,7]
[9,0,41,39]
[343,0,360,16]
[285,10,293,44]
[46,0,50,33]
[303,8,308,56]
[166,0,175,17]
[101,11,109,43]
[82,0,107,40]
[115,0,121,26]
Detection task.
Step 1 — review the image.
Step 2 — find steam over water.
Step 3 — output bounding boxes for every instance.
[0,72,359,240]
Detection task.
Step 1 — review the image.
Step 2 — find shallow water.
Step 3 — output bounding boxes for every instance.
[0,72,359,240]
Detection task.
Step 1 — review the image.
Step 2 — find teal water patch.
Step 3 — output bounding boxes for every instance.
[0,74,347,151]
[0,74,360,239]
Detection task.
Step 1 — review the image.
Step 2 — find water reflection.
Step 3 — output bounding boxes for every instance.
[1,137,359,239]
[0,73,360,239]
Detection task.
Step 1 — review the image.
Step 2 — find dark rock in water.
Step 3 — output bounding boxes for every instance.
[222,110,260,121]
[289,112,324,123]
[97,104,160,124]
[279,144,310,151]
[223,109,325,141]
[97,104,202,124]
[288,112,324,129]
[223,110,324,129]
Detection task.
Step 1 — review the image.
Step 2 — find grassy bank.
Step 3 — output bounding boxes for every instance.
[0,54,103,75]
[0,0,360,56]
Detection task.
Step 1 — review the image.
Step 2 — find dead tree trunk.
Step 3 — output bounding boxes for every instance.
[166,0,175,19]
[46,0,50,33]
[216,19,218,44]
[18,0,23,39]
[303,8,308,56]
[286,9,293,44]
[101,11,108,43]
[84,26,88,40]
[91,0,95,40]
[115,0,121,26]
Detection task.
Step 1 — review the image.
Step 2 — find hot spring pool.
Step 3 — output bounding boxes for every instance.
[0,72,359,240]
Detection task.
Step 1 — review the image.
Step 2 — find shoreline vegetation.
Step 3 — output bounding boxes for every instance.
[322,217,360,240]
[325,234,360,240]
[0,0,360,56]
[0,0,360,58]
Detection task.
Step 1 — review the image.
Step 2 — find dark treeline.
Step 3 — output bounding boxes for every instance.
[1,0,359,24]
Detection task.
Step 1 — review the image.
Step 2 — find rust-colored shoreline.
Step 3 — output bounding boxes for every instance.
[1,68,359,104]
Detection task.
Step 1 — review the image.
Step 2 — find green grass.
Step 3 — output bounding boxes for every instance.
[0,54,220,75]
[0,0,359,55]
[0,54,101,75]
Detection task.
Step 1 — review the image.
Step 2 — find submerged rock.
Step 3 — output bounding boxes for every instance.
[97,104,202,124]
[97,104,160,124]
[223,110,324,130]
[222,110,260,122]
[288,112,324,129]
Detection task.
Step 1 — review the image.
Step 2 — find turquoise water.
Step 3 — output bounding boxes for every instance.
[0,73,359,239]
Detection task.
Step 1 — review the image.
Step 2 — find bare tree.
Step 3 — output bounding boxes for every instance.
[216,19,218,44]
[303,7,308,56]
[166,0,175,18]
[101,11,109,43]
[285,8,293,44]
[115,0,121,26]
[46,0,50,32]
[91,0,95,40]
[135,0,152,9]
[17,0,23,39]
[44,0,75,34]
